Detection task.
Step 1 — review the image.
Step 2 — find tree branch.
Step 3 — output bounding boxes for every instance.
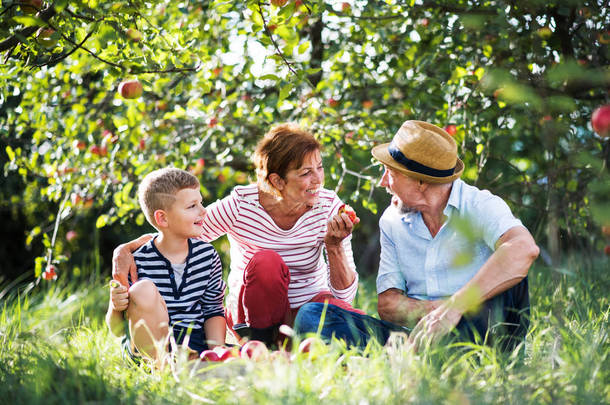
[0,5,57,52]
[256,0,299,78]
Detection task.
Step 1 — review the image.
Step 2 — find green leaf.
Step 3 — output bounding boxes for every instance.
[96,214,109,228]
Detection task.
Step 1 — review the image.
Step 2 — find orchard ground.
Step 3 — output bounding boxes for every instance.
[0,255,607,404]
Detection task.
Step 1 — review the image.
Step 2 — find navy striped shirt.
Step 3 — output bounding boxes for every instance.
[133,236,226,330]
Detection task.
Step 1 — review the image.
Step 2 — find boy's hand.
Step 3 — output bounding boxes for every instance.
[109,280,129,312]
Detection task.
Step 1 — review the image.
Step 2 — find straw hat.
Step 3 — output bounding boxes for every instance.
[371,120,464,184]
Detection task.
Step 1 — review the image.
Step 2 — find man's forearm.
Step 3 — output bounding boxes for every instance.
[448,227,539,314]
[378,289,440,327]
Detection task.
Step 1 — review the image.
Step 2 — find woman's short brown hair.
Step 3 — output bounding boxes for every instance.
[253,123,321,194]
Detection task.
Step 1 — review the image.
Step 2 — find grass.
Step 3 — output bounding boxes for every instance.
[1,256,608,405]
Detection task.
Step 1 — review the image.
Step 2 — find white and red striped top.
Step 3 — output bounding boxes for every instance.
[200,184,358,318]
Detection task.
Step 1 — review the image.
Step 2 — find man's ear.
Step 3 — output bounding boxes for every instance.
[267,173,285,191]
[153,209,168,228]
[418,180,429,192]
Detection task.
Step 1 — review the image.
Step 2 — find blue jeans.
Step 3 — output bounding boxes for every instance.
[294,277,529,351]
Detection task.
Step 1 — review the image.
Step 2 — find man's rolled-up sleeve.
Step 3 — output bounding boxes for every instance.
[376,221,406,295]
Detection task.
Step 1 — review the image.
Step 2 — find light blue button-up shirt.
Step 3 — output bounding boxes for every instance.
[376,179,524,300]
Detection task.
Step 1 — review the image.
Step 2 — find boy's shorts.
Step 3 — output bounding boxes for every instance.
[121,326,208,363]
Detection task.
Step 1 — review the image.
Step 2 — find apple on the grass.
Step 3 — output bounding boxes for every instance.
[591,105,610,138]
[212,346,237,361]
[200,350,221,362]
[118,79,143,99]
[298,336,325,354]
[240,340,269,361]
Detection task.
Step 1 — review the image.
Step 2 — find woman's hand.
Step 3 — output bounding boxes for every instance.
[324,209,358,247]
[109,280,129,312]
[112,234,153,287]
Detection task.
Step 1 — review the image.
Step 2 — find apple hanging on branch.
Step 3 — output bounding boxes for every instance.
[591,104,610,138]
[118,79,143,99]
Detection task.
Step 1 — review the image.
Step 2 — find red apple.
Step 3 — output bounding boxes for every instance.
[213,346,237,361]
[271,0,288,6]
[240,340,269,361]
[341,2,350,12]
[212,67,222,77]
[21,0,42,14]
[297,336,324,354]
[156,100,167,111]
[444,125,457,136]
[200,350,221,362]
[126,28,143,42]
[267,24,277,33]
[208,117,218,127]
[362,100,373,109]
[338,203,359,224]
[591,105,610,138]
[42,264,57,280]
[66,230,78,242]
[602,225,610,237]
[420,18,429,27]
[118,80,143,99]
[73,140,86,151]
[605,245,610,256]
[327,98,339,108]
[36,28,58,49]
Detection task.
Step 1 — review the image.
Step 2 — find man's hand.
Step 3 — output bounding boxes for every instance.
[408,304,463,351]
[109,280,129,312]
[112,244,138,288]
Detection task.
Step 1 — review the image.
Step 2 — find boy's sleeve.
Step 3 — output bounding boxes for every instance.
[201,250,226,319]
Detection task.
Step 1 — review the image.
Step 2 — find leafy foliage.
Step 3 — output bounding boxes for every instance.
[1,0,609,279]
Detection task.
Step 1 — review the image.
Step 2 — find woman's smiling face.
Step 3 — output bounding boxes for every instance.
[280,149,324,206]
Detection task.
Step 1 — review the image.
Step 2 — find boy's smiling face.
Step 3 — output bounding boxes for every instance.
[158,187,206,239]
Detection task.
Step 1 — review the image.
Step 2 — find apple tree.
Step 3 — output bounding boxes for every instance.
[0,0,608,281]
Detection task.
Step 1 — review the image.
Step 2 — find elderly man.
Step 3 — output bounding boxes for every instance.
[294,120,539,351]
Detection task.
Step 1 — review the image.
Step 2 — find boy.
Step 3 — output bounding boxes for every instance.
[105,167,226,363]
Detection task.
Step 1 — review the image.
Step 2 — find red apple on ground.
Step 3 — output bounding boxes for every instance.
[338,204,360,224]
[36,28,58,48]
[21,0,42,14]
[298,336,325,354]
[591,105,610,138]
[240,340,269,361]
[213,346,237,361]
[444,125,457,136]
[118,80,143,99]
[200,350,221,362]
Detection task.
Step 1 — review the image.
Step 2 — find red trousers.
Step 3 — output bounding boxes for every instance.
[226,249,365,332]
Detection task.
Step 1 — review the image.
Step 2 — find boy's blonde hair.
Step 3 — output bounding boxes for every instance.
[138,167,199,228]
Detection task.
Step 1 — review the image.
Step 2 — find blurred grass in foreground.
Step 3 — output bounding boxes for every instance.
[0,255,608,405]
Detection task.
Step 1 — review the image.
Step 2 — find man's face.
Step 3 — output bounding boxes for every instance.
[378,166,422,214]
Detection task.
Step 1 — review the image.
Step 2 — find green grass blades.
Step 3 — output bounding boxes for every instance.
[1,256,608,404]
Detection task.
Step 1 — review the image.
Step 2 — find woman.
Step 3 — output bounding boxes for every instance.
[113,123,363,344]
